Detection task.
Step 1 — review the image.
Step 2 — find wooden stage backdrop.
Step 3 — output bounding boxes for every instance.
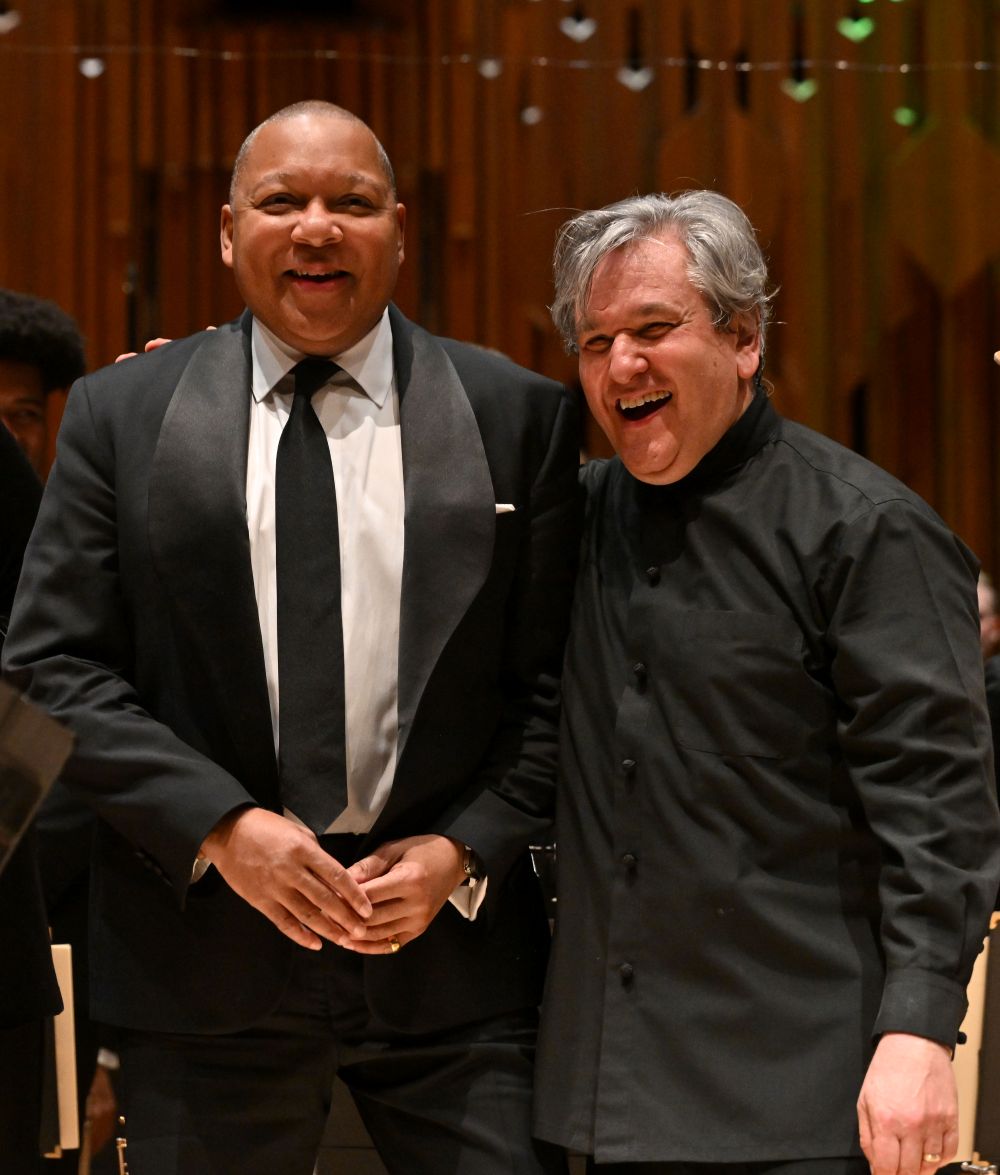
[1,0,1000,566]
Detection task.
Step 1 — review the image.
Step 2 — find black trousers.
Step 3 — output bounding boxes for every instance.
[116,939,565,1175]
[586,1160,870,1175]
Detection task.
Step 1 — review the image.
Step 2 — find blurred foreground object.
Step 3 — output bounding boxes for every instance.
[0,680,73,875]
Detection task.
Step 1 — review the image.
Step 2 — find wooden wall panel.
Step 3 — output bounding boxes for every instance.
[2,0,1000,566]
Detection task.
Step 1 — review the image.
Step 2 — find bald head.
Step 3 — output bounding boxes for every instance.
[230,101,396,203]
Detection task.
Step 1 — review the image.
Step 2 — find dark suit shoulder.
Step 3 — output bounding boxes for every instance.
[389,301,566,409]
[46,321,246,497]
[83,322,237,405]
[437,337,566,403]
[429,336,579,466]
[388,306,579,470]
[58,321,245,474]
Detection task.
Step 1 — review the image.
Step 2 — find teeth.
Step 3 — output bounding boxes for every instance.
[616,390,671,411]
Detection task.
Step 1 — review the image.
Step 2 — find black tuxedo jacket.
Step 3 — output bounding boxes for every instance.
[4,307,579,1035]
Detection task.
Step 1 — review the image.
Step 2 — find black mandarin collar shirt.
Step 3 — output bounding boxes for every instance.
[534,388,1000,1164]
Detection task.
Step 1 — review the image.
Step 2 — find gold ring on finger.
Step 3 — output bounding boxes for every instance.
[388,937,401,954]
[922,1155,941,1165]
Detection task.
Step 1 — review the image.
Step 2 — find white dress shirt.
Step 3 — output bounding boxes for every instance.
[247,310,403,834]
[197,310,485,915]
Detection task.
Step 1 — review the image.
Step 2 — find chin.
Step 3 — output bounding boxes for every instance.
[620,446,682,486]
[627,469,673,486]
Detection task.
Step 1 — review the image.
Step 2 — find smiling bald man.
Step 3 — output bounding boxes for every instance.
[5,101,578,1175]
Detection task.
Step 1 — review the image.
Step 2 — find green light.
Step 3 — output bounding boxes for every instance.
[858,0,875,5]
[836,16,876,42]
[780,77,819,102]
[893,106,919,127]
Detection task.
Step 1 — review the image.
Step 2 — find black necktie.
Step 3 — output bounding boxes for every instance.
[275,358,347,834]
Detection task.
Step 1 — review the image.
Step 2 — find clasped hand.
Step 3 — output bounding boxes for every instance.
[200,811,465,954]
[199,808,371,951]
[342,834,468,955]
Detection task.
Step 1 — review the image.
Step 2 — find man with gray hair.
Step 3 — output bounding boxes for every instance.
[532,190,1000,1175]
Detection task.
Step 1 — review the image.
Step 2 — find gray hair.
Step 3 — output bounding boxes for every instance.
[550,191,774,377]
[229,100,397,202]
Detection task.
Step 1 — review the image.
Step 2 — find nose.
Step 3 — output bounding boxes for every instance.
[607,335,648,383]
[290,199,344,246]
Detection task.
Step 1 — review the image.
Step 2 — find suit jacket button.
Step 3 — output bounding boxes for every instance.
[645,565,660,585]
[621,852,637,872]
[619,962,635,983]
[621,758,636,776]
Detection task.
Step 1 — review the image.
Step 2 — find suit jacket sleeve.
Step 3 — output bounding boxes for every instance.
[3,369,256,900]
[825,497,1000,1045]
[426,370,581,895]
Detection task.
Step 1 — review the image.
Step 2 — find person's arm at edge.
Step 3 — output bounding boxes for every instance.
[827,499,1000,1175]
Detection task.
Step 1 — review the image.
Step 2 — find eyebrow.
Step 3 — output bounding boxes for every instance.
[248,170,389,198]
[578,302,681,333]
[2,391,46,405]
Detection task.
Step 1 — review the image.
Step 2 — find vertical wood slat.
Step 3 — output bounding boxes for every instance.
[443,2,478,343]
[478,1,504,350]
[75,2,106,372]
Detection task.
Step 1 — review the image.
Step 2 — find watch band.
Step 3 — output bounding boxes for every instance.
[462,845,483,884]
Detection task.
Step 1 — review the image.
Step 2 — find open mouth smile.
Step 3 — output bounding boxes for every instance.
[287,269,348,285]
[616,390,672,421]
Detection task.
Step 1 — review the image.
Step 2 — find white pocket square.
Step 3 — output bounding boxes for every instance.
[495,503,516,514]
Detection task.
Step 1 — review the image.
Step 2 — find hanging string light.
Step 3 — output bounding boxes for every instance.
[616,6,654,92]
[0,40,991,78]
[559,3,597,44]
[781,4,819,102]
[836,5,877,43]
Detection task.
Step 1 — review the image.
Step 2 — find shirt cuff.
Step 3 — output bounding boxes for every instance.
[872,968,970,1048]
[448,875,489,921]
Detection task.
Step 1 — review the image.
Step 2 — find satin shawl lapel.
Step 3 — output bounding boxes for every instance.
[389,306,495,767]
[147,315,277,789]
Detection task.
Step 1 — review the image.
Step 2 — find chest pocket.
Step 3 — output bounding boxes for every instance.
[664,610,829,758]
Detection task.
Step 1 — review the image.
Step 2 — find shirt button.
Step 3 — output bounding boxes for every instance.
[645,565,660,585]
[621,852,637,872]
[619,962,635,983]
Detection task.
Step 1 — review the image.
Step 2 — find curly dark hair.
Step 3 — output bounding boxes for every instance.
[0,288,85,391]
